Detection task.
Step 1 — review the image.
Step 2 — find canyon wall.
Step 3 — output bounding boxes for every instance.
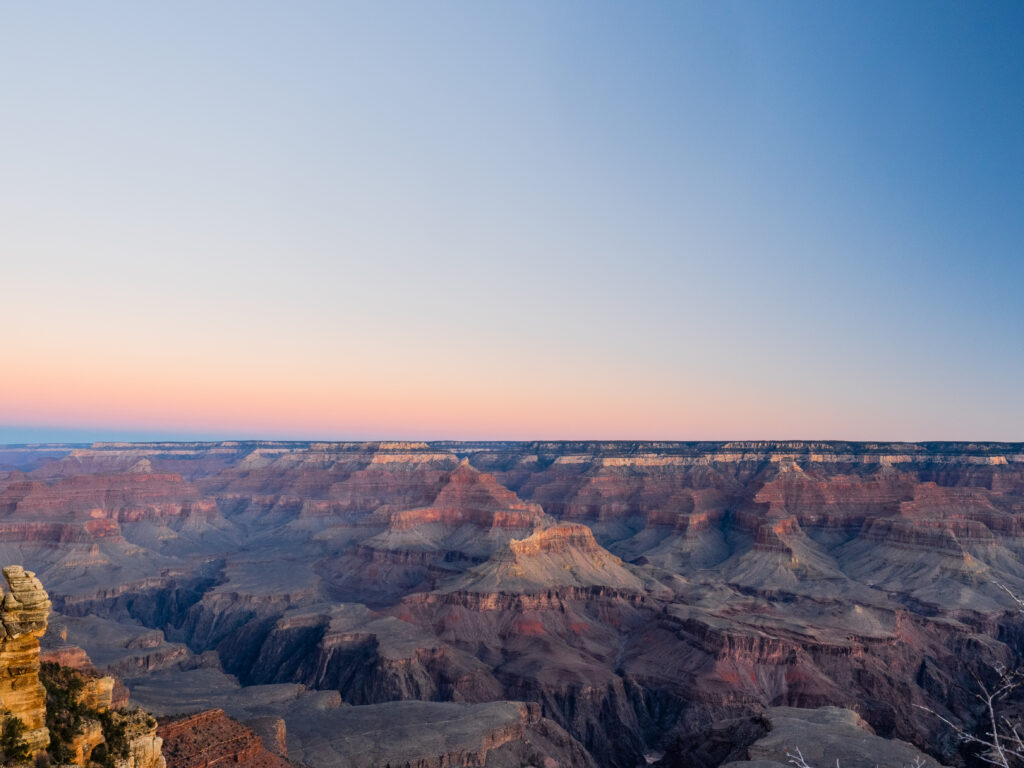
[6,441,1024,768]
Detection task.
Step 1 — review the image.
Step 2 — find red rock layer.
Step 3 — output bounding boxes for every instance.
[0,473,217,523]
[508,524,604,556]
[387,461,545,531]
[158,710,290,768]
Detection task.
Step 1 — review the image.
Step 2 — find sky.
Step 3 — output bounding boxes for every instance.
[1,2,1022,443]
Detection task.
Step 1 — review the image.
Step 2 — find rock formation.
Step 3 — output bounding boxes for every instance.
[118,710,167,768]
[455,522,645,592]
[0,563,166,768]
[42,657,168,768]
[0,565,52,753]
[720,706,942,768]
[158,710,286,768]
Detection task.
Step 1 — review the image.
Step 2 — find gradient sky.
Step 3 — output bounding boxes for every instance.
[2,2,1022,442]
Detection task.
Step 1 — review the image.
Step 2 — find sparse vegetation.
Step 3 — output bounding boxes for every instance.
[0,711,31,765]
[785,746,926,768]
[916,663,1024,768]
[38,661,138,768]
[95,709,130,768]
[40,661,88,763]
[787,583,1024,768]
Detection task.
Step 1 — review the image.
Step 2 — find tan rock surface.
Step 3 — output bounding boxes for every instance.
[0,565,52,752]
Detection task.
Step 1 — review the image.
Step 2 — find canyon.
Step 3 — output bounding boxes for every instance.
[2,440,1024,767]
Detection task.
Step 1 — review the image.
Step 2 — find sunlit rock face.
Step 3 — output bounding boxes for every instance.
[0,565,52,753]
[120,712,167,768]
[0,565,167,768]
[6,441,1024,768]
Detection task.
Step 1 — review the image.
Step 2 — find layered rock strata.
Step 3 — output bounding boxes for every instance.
[0,565,165,768]
[6,441,1024,768]
[158,709,290,768]
[117,709,167,768]
[0,565,52,752]
[282,699,595,768]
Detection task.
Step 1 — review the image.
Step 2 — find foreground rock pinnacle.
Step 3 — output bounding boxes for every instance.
[0,565,53,753]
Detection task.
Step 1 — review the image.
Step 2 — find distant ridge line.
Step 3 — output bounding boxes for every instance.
[2,439,1023,457]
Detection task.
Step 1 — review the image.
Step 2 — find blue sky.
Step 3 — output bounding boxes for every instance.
[1,2,1022,442]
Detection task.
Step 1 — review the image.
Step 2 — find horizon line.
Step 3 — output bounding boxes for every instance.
[2,438,1023,449]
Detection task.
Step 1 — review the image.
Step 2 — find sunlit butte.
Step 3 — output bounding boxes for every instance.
[1,2,1022,443]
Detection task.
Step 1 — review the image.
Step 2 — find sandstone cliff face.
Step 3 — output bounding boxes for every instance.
[0,565,52,753]
[319,461,554,604]
[70,717,106,766]
[0,565,167,768]
[198,446,457,526]
[60,682,166,768]
[115,709,167,768]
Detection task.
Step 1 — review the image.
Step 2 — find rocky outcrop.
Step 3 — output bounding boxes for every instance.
[62,706,165,768]
[281,699,595,768]
[452,523,645,593]
[662,707,946,768]
[41,661,165,768]
[105,709,167,768]
[0,565,167,768]
[158,709,289,768]
[70,716,106,766]
[721,706,943,768]
[242,717,286,758]
[0,565,52,753]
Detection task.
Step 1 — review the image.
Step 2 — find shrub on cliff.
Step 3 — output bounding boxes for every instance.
[94,710,129,768]
[38,662,144,768]
[0,711,31,765]
[39,661,87,763]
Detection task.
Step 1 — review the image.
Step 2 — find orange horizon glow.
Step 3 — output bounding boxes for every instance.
[0,349,994,442]
[2,301,1016,441]
[3,4,1021,444]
